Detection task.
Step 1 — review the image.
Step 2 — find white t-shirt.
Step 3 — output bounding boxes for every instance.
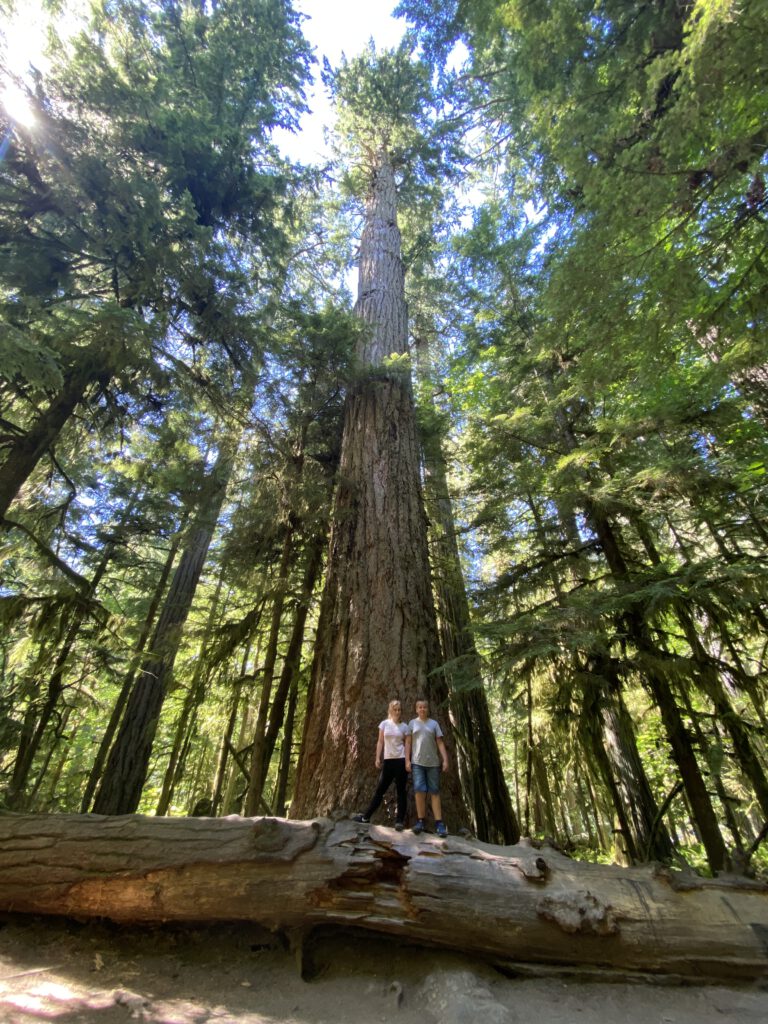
[409,717,444,767]
[379,719,410,759]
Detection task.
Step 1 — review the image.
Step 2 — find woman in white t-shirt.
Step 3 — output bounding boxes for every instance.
[352,699,411,830]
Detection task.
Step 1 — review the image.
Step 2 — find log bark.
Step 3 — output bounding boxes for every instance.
[0,812,766,983]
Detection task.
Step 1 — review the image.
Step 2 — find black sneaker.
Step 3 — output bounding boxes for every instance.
[352,814,370,823]
[395,821,405,831]
[412,819,425,835]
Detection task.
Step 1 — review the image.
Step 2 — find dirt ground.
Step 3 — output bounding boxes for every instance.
[0,915,766,1024]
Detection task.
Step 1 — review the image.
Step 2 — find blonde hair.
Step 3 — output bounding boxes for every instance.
[388,699,402,715]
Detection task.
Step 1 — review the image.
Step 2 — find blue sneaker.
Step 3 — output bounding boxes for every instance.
[435,820,448,838]
[412,819,425,835]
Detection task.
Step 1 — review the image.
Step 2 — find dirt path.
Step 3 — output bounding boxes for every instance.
[0,915,765,1024]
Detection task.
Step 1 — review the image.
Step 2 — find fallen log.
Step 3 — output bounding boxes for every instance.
[1,812,766,982]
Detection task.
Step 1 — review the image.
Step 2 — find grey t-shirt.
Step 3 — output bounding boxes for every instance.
[409,717,443,767]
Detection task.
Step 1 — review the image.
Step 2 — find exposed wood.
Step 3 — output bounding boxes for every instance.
[0,813,766,982]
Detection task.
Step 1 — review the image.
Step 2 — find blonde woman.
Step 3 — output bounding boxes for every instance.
[352,699,411,830]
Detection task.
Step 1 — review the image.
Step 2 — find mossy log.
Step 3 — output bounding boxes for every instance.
[1,813,766,982]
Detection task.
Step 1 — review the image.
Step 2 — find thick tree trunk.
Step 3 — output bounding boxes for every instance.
[290,151,463,824]
[92,447,234,815]
[0,813,765,982]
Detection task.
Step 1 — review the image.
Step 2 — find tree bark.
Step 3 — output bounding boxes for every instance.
[290,150,463,824]
[0,813,765,982]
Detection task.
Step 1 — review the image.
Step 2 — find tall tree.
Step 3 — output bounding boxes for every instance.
[0,0,311,521]
[290,47,465,823]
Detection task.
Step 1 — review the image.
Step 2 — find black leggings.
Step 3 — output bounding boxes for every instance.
[363,758,408,822]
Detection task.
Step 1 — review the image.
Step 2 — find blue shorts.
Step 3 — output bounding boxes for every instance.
[412,764,441,794]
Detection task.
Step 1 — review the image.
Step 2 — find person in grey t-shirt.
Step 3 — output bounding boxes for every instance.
[406,698,449,837]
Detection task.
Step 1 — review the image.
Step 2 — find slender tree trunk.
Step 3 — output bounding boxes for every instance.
[92,446,234,815]
[677,609,768,820]
[80,532,181,813]
[211,646,252,815]
[246,531,325,814]
[524,675,534,836]
[274,668,300,816]
[587,674,674,862]
[422,415,519,843]
[6,488,142,807]
[585,500,727,871]
[245,525,297,815]
[290,150,464,824]
[155,579,225,816]
[0,344,119,521]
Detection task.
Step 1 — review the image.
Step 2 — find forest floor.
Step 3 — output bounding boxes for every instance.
[0,914,766,1024]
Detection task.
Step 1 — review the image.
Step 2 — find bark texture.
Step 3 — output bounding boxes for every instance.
[291,151,461,821]
[0,813,766,983]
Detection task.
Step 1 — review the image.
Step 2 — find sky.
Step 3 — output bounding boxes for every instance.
[273,0,408,162]
[0,0,409,149]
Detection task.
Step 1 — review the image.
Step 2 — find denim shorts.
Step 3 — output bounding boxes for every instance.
[412,764,441,794]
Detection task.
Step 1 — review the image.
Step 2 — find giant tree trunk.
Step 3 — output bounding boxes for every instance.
[0,813,766,982]
[92,446,234,815]
[290,150,463,823]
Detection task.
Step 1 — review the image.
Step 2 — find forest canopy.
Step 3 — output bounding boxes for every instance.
[0,0,766,877]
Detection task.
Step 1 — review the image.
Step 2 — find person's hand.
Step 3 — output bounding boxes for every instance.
[405,760,411,773]
[375,758,382,769]
[442,760,449,772]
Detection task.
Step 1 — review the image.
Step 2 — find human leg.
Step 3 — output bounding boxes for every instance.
[411,764,427,831]
[361,760,397,819]
[393,759,408,823]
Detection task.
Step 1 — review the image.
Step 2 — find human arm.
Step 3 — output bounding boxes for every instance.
[375,728,385,769]
[437,736,449,772]
[405,731,412,772]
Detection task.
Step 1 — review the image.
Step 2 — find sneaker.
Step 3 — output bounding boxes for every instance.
[412,819,425,835]
[352,814,370,823]
[395,821,405,832]
[435,820,448,838]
